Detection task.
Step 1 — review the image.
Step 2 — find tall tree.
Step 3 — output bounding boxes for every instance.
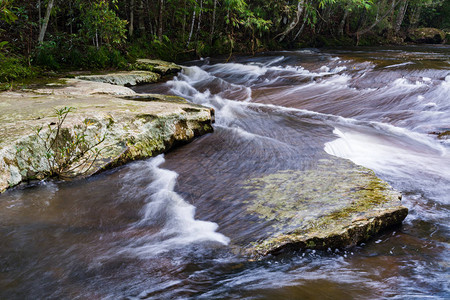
[129,0,135,37]
[394,0,408,33]
[158,0,164,40]
[38,0,55,43]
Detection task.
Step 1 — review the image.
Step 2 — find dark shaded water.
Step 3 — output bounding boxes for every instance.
[1,45,449,299]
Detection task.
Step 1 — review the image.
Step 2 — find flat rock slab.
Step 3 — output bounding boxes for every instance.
[243,157,408,258]
[76,71,160,86]
[134,59,182,75]
[31,78,136,95]
[0,81,214,192]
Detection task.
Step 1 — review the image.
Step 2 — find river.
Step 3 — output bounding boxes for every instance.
[1,45,449,299]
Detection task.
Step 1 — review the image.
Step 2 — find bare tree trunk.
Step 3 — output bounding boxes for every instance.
[182,0,187,39]
[338,9,349,36]
[95,29,99,49]
[210,0,217,44]
[129,0,135,37]
[409,6,421,28]
[38,0,42,32]
[158,0,164,40]
[394,0,408,33]
[187,5,197,47]
[294,12,309,40]
[138,0,145,33]
[195,0,203,42]
[275,0,305,42]
[38,0,55,44]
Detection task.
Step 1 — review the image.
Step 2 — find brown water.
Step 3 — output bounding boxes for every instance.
[1,45,449,299]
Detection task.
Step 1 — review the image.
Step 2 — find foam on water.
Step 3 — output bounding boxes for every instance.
[384,62,415,68]
[391,77,428,89]
[121,156,229,257]
[324,127,450,203]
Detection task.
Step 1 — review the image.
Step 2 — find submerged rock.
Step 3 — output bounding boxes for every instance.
[243,157,408,258]
[0,81,214,192]
[437,130,450,140]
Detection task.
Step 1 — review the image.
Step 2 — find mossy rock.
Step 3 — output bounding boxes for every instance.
[407,28,446,44]
[243,157,408,258]
[437,130,450,140]
[133,59,182,75]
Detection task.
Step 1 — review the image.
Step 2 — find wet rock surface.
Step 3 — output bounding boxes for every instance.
[243,157,408,258]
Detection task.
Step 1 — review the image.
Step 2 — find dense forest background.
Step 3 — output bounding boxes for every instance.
[1,0,449,86]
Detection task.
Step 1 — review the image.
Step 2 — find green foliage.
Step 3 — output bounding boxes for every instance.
[19,106,107,179]
[2,0,448,73]
[85,46,110,68]
[420,0,450,29]
[33,38,127,70]
[83,46,126,69]
[0,0,17,24]
[34,41,60,69]
[127,36,182,62]
[108,48,128,68]
[0,55,34,83]
[77,0,127,48]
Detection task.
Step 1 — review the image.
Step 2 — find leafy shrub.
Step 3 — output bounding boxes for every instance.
[32,35,128,70]
[34,41,60,69]
[85,46,110,69]
[17,107,107,179]
[66,48,85,68]
[0,56,34,83]
[108,48,127,68]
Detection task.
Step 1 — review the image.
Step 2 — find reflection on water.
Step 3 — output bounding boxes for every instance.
[1,45,449,299]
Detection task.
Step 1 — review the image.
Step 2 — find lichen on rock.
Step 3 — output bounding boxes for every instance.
[243,157,408,258]
[133,59,182,75]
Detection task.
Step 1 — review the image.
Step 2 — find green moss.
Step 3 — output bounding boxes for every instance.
[306,240,316,248]
[408,28,446,44]
[136,114,159,122]
[437,130,450,140]
[0,56,35,83]
[182,107,202,113]
[243,156,406,257]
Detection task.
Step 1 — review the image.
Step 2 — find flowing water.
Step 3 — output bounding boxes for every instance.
[1,45,449,299]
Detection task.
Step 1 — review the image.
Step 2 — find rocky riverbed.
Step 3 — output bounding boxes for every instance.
[0,58,409,257]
